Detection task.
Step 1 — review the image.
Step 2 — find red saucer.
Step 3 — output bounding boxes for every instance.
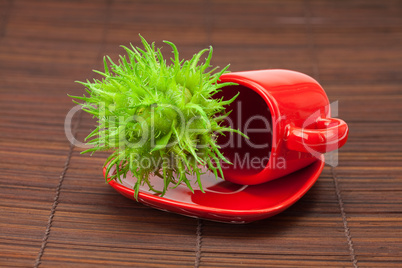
[107,155,324,224]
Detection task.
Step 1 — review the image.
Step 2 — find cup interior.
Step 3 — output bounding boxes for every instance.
[214,84,273,176]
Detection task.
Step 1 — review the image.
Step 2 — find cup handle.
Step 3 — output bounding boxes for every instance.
[286,118,348,153]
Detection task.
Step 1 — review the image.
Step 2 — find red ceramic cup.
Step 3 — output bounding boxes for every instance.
[215,69,348,185]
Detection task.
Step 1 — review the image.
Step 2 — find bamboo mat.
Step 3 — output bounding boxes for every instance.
[0,0,401,267]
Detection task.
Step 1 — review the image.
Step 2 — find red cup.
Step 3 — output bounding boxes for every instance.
[216,69,348,185]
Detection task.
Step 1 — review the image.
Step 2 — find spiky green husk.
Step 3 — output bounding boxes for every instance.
[71,36,245,198]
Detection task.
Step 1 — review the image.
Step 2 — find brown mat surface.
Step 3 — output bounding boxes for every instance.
[1,0,401,267]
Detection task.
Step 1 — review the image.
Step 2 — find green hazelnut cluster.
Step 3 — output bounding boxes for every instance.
[71,36,245,198]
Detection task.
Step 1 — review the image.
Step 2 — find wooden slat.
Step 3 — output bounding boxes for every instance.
[0,0,105,267]
[310,1,402,267]
[0,0,401,267]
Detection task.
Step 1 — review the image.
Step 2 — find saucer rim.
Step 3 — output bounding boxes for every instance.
[107,155,325,219]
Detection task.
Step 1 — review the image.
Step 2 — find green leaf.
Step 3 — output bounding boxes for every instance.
[150,129,173,153]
